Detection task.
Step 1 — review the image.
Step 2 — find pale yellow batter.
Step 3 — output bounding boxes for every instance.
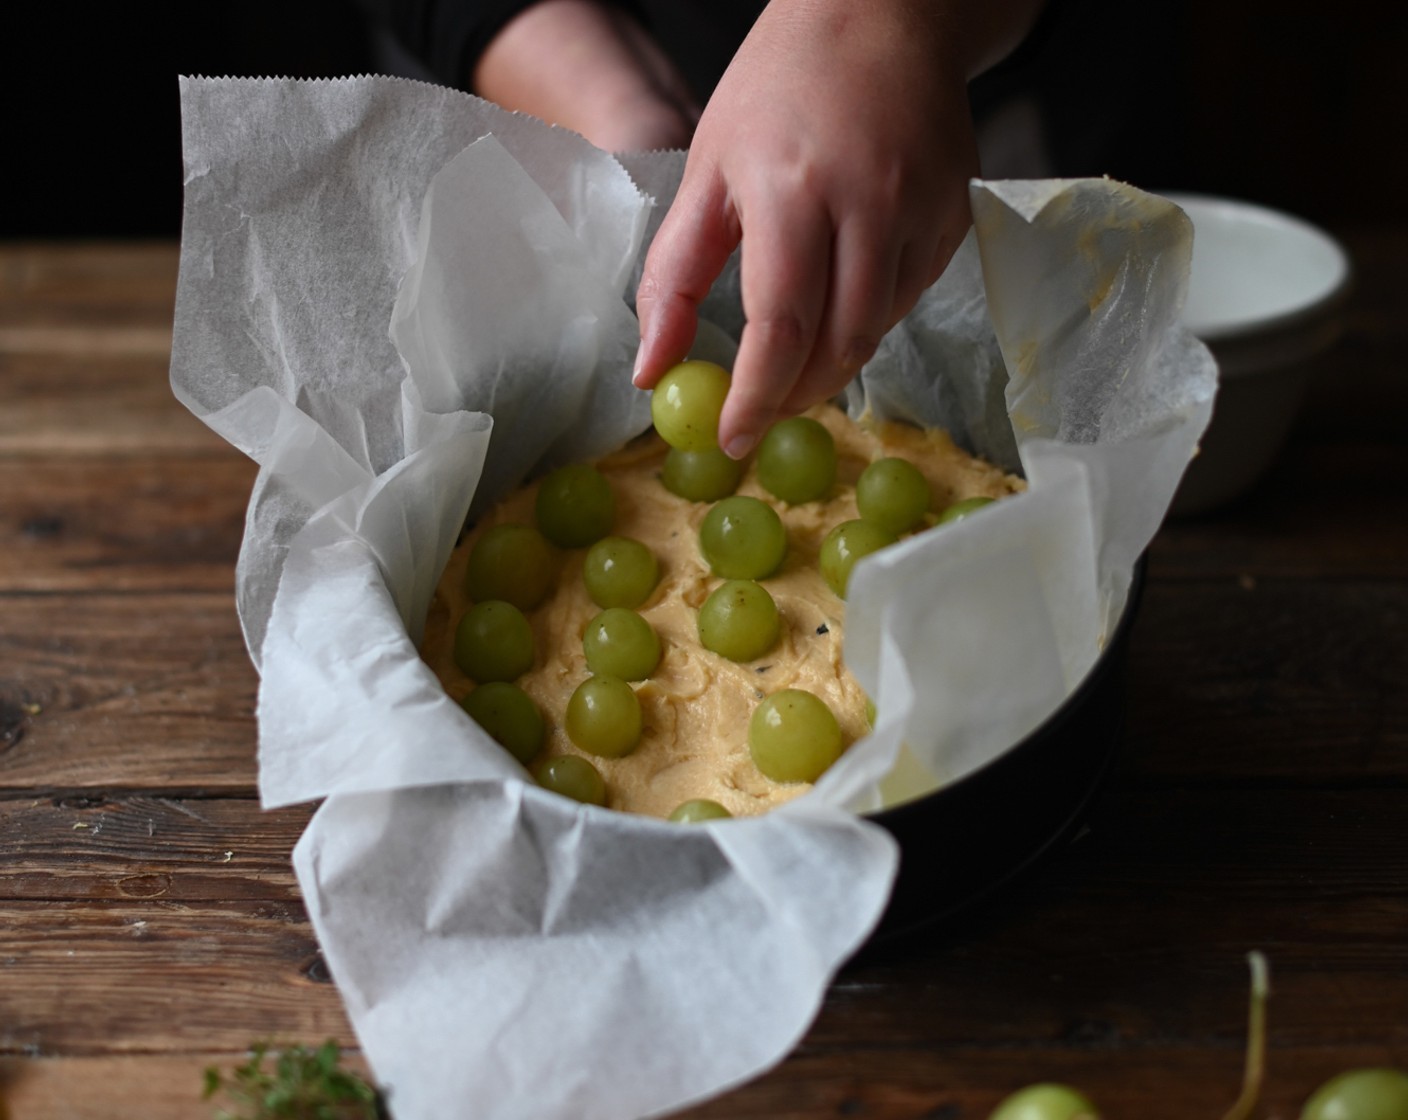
[422,403,1023,819]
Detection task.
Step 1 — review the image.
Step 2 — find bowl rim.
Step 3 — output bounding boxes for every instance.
[1159,190,1353,344]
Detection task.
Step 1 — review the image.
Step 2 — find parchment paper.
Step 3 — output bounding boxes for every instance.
[173,76,1215,1120]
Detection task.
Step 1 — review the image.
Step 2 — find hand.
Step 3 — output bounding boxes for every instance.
[633,0,994,458]
[473,0,702,152]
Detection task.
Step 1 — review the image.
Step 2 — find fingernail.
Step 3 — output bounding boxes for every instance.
[842,338,876,376]
[724,433,755,460]
[632,347,646,387]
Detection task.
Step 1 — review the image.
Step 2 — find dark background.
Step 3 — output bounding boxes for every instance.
[5,0,1405,238]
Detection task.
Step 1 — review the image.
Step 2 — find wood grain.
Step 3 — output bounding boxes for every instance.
[0,796,308,903]
[0,1052,372,1120]
[0,901,348,1054]
[1,235,1404,1119]
[0,456,252,592]
[1125,581,1408,784]
[0,351,229,456]
[4,575,1402,794]
[3,1046,1403,1120]
[1150,442,1408,583]
[0,593,257,794]
[0,243,179,327]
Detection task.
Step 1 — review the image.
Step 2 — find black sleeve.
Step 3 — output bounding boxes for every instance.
[354,0,645,90]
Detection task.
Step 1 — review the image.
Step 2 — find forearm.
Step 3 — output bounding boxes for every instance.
[759,0,1046,80]
[472,0,699,150]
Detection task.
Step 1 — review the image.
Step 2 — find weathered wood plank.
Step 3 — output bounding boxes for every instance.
[3,1045,1401,1120]
[1150,441,1408,582]
[0,891,1401,1060]
[1,572,1400,803]
[681,1045,1408,1120]
[0,901,348,1055]
[0,796,309,902]
[2,575,1402,795]
[0,791,1402,1054]
[0,243,179,328]
[0,351,227,456]
[0,594,258,794]
[0,995,1401,1120]
[1124,579,1408,784]
[3,786,1402,913]
[0,457,252,592]
[4,1046,1399,1120]
[0,1052,372,1120]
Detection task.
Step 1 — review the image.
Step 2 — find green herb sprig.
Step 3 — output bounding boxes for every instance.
[203,1040,384,1120]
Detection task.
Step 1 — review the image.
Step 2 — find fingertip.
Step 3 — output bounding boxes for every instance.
[632,293,698,388]
[722,431,757,461]
[716,379,779,462]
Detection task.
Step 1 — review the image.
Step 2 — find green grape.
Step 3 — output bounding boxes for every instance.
[565,675,642,758]
[583,536,660,609]
[535,463,615,548]
[820,519,898,599]
[936,495,996,525]
[1301,1069,1408,1120]
[989,1084,1101,1120]
[699,496,787,579]
[698,579,781,662]
[856,457,931,534]
[453,600,534,683]
[460,682,545,765]
[661,446,746,502]
[533,755,607,806]
[756,416,836,503]
[582,608,662,681]
[464,522,556,611]
[650,360,732,451]
[864,695,877,728]
[748,689,843,783]
[669,799,732,823]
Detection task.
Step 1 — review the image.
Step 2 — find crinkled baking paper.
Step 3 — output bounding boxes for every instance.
[172,76,1215,1120]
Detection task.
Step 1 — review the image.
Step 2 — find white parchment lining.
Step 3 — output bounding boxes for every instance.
[173,76,1215,1120]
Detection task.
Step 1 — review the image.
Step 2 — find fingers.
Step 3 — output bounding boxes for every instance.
[633,166,737,390]
[716,193,832,458]
[779,214,901,416]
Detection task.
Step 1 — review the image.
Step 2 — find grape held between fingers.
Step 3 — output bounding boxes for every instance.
[650,360,732,452]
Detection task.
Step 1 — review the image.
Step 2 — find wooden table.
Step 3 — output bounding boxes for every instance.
[2,234,1404,1118]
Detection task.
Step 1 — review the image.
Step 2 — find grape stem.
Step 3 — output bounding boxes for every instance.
[1220,951,1270,1120]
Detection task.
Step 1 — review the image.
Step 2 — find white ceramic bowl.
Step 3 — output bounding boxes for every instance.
[1162,192,1352,515]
